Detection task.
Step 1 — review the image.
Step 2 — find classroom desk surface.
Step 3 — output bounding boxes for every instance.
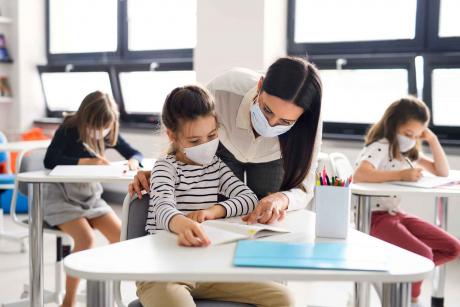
[350,180,460,306]
[64,211,433,294]
[17,169,137,307]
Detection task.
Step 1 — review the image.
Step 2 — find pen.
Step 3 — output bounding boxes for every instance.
[82,142,105,161]
[404,157,414,168]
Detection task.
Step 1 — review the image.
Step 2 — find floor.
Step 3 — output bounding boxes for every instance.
[1,204,459,307]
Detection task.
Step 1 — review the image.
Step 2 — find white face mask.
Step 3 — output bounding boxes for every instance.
[250,101,294,138]
[90,128,111,140]
[397,134,416,152]
[183,138,219,165]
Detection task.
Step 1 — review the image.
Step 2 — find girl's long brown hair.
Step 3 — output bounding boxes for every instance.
[365,96,430,161]
[63,91,119,156]
[262,57,322,191]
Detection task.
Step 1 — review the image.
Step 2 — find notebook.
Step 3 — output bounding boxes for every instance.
[49,165,126,179]
[233,240,388,271]
[49,159,157,179]
[201,216,290,245]
[389,170,460,189]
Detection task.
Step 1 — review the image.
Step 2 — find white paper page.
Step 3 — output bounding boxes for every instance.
[204,216,290,237]
[49,165,125,178]
[390,172,460,189]
[201,224,248,245]
[111,158,157,178]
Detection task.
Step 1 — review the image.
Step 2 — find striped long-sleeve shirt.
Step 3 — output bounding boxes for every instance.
[145,155,258,234]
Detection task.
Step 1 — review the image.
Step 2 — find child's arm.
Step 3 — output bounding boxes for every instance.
[44,127,106,168]
[147,160,210,247]
[416,129,449,177]
[186,160,258,223]
[112,134,143,170]
[354,160,423,183]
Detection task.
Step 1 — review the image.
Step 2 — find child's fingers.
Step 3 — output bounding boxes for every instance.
[192,225,210,246]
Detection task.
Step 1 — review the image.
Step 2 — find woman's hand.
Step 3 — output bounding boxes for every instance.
[186,205,226,223]
[78,157,110,165]
[127,159,140,171]
[128,170,151,199]
[169,215,211,247]
[242,192,288,224]
[399,168,423,182]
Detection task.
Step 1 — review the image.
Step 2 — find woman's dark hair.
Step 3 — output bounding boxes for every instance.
[365,96,430,161]
[162,85,217,133]
[262,56,322,191]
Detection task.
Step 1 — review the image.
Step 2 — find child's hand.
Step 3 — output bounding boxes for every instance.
[127,159,140,171]
[169,215,211,247]
[187,209,215,223]
[400,168,423,181]
[186,205,226,223]
[78,157,110,165]
[420,128,437,144]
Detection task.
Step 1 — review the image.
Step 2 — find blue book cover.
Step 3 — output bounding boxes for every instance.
[234,240,388,271]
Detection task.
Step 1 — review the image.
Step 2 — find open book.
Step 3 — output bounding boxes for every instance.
[201,216,290,245]
[389,170,460,189]
[49,159,156,179]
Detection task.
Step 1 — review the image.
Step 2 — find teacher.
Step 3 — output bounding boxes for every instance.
[129,56,322,224]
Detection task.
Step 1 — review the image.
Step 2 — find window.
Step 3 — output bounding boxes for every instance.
[127,0,196,51]
[119,70,196,114]
[289,0,424,55]
[289,0,460,144]
[431,68,460,126]
[321,69,409,124]
[40,71,113,115]
[294,0,417,44]
[44,0,196,125]
[438,0,460,38]
[48,0,118,55]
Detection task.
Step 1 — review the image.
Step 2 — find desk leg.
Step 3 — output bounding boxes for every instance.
[382,283,411,307]
[354,195,372,307]
[87,280,113,307]
[432,196,448,307]
[29,183,44,307]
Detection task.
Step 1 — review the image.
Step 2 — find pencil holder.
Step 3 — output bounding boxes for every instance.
[314,185,351,239]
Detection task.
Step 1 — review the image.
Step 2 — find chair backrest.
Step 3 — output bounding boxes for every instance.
[315,152,332,175]
[121,193,150,241]
[17,148,47,194]
[329,152,354,180]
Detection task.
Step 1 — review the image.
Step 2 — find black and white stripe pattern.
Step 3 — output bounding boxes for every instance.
[146,155,258,234]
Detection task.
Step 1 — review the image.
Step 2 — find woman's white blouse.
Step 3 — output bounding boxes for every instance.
[207,67,323,210]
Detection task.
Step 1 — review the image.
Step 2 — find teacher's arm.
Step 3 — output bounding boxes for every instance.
[281,118,323,211]
[128,170,151,199]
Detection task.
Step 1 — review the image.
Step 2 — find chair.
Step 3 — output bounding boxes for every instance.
[114,194,255,307]
[328,152,354,180]
[0,131,29,252]
[2,146,84,307]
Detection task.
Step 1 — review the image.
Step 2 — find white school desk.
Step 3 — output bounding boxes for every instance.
[351,182,460,307]
[16,170,135,307]
[64,210,434,307]
[0,140,51,246]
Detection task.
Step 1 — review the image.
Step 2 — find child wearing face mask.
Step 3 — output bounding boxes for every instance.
[136,85,294,307]
[44,91,143,307]
[353,96,460,304]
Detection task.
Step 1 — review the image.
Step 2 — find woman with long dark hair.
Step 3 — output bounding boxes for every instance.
[130,56,322,224]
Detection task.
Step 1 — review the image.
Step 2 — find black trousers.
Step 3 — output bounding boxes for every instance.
[216,142,284,200]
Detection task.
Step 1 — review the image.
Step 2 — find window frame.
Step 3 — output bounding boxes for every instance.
[310,55,417,140]
[37,64,119,118]
[423,54,460,145]
[115,61,194,126]
[426,0,460,52]
[287,0,427,56]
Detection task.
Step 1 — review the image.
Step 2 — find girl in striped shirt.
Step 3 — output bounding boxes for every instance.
[137,85,294,307]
